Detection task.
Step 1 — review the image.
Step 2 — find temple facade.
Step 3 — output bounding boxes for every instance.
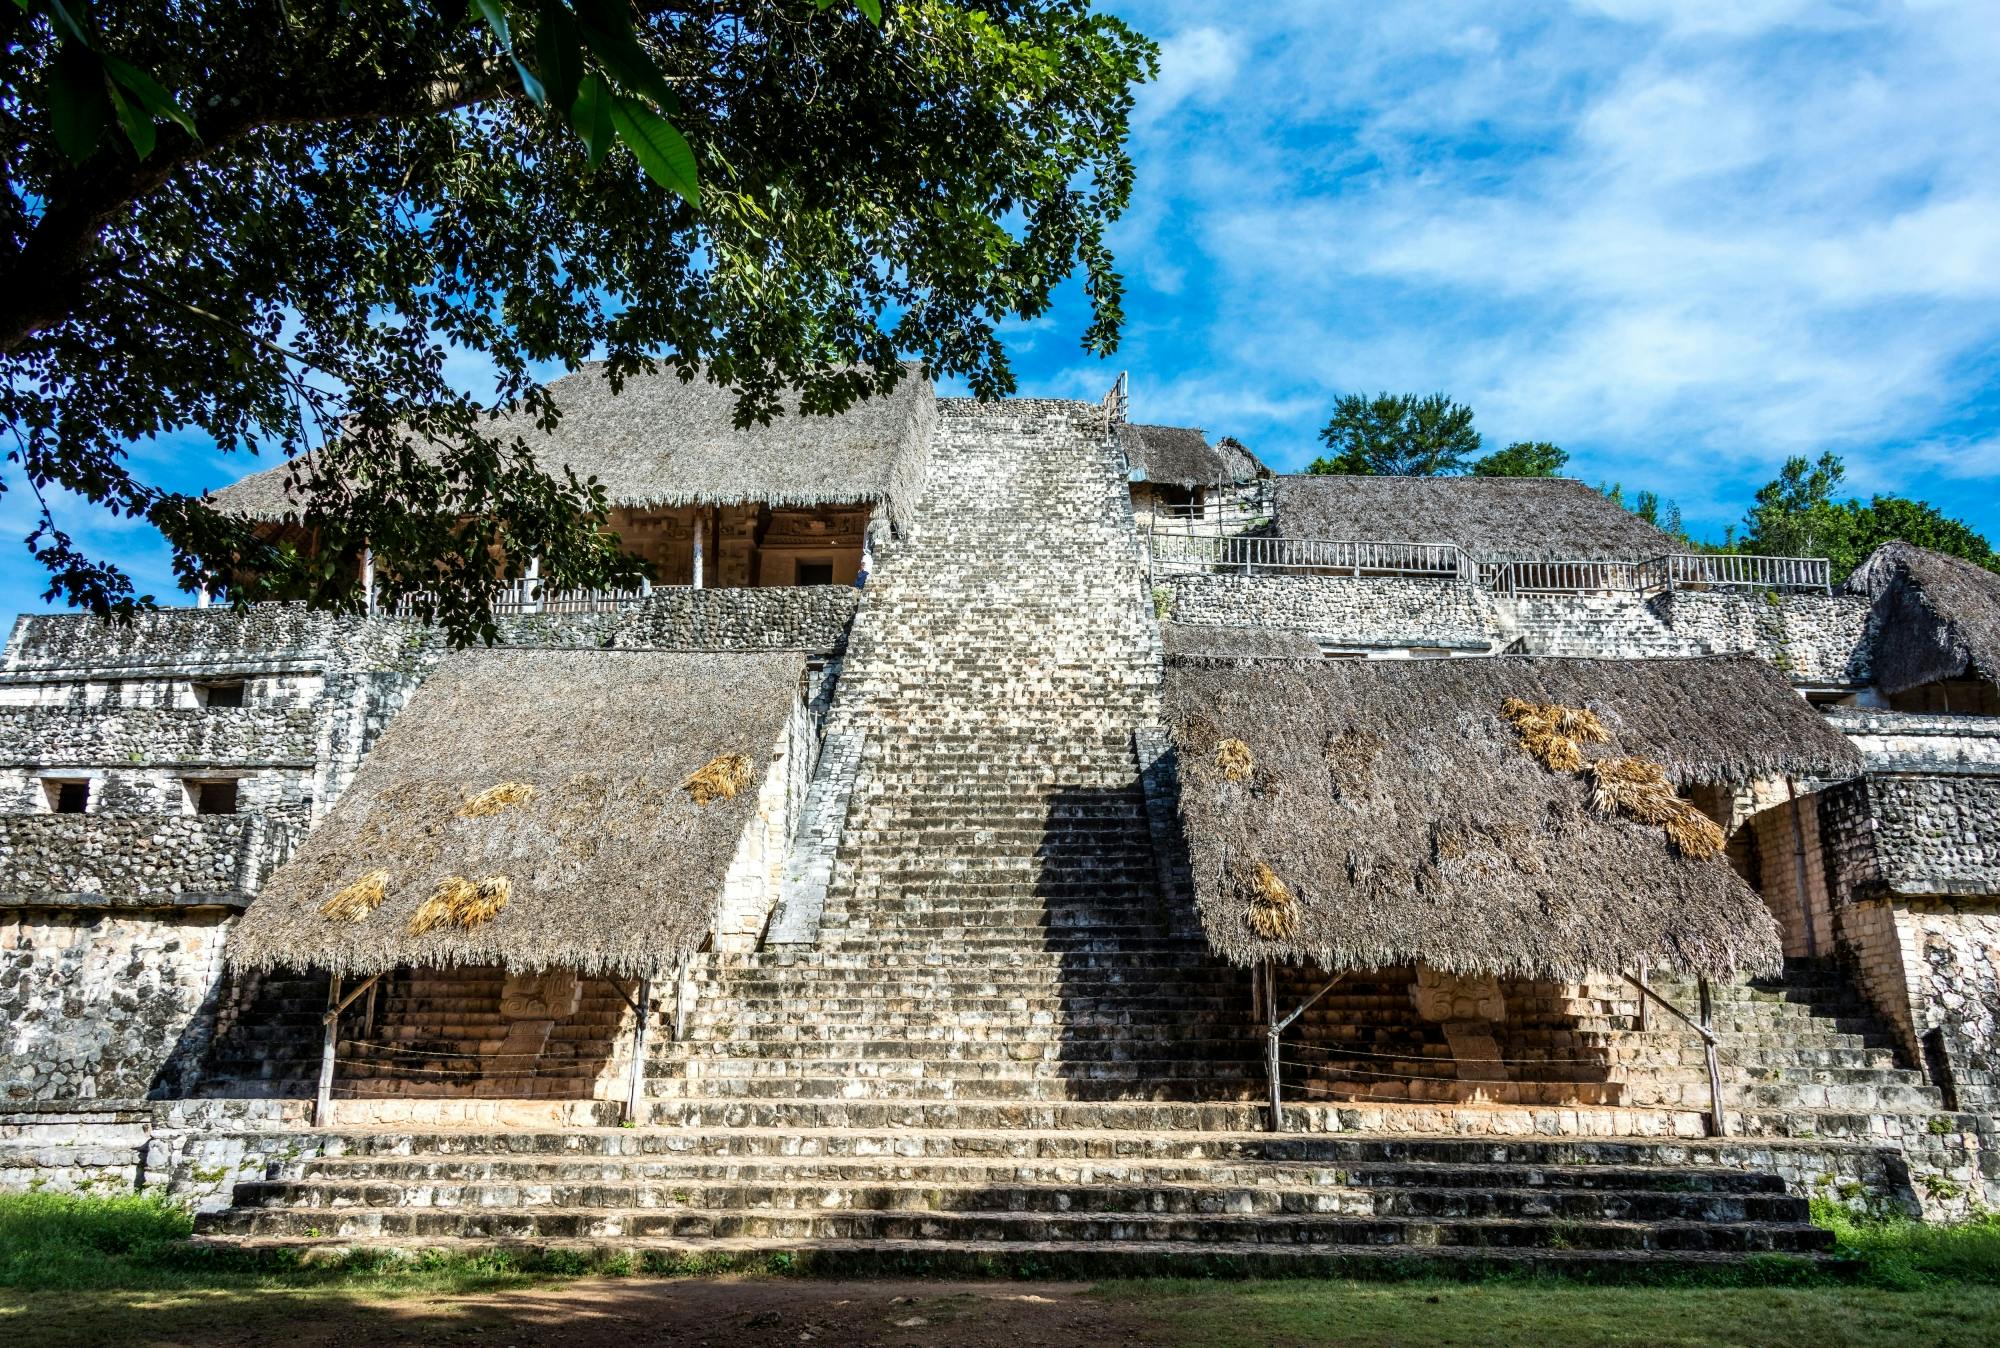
[2,371,1997,1271]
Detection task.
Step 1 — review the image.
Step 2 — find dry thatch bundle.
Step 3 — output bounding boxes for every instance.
[458,782,536,819]
[1244,862,1301,941]
[1588,756,1727,860]
[319,870,389,923]
[1164,656,1856,981]
[1502,698,1611,773]
[407,876,478,936]
[230,649,805,980]
[1216,738,1255,783]
[681,752,754,805]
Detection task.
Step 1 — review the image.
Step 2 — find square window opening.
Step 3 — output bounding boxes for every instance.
[189,780,239,815]
[795,562,834,586]
[194,681,245,709]
[46,779,90,814]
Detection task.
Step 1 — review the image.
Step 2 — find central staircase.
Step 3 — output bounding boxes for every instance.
[194,402,1843,1270]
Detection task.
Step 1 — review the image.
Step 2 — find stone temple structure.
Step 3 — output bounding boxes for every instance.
[4,368,1999,1272]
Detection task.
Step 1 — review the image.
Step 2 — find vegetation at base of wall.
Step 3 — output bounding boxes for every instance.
[1811,1198,2000,1289]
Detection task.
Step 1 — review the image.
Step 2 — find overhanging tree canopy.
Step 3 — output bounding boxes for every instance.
[1,1,1154,642]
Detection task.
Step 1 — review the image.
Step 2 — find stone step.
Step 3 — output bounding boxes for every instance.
[223,1176,1810,1225]
[197,1202,1829,1254]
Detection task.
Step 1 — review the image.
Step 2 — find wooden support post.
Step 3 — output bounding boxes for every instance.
[524,557,541,614]
[362,545,377,618]
[1636,957,1650,1032]
[673,956,692,1042]
[196,586,211,609]
[1264,959,1282,1133]
[315,975,342,1128]
[1699,977,1726,1137]
[624,979,651,1125]
[691,514,706,589]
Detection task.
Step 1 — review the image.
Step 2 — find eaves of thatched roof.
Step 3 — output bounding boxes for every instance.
[229,648,803,979]
[1271,475,1679,561]
[1845,541,2000,696]
[1165,655,1859,980]
[208,363,937,533]
[1119,423,1251,489]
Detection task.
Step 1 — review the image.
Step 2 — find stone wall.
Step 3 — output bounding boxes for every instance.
[1827,710,2000,775]
[1823,773,2000,900]
[1,907,233,1101]
[1163,574,1495,649]
[1655,590,1873,687]
[0,814,302,901]
[0,703,318,766]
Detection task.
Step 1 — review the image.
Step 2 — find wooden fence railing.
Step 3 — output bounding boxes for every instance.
[1149,534,1831,595]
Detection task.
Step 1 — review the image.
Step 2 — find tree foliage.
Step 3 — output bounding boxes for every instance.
[1307,392,1482,477]
[1741,452,1998,580]
[1470,440,1567,478]
[1,0,1154,642]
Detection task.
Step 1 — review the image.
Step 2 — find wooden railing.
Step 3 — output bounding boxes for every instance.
[1149,533,1832,595]
[1150,533,1473,581]
[1657,552,1830,593]
[392,580,652,618]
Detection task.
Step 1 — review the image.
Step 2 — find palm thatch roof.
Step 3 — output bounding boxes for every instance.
[1161,622,1323,662]
[1215,437,1272,481]
[1119,424,1257,488]
[1271,475,1678,561]
[1165,655,1859,979]
[229,648,804,979]
[208,363,937,532]
[1844,541,2000,696]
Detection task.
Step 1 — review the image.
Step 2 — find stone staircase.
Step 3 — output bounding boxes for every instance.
[191,402,1856,1267]
[1495,594,1707,658]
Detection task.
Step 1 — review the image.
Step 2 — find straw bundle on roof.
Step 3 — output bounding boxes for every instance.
[231,648,804,979]
[1165,655,1859,980]
[319,870,388,923]
[681,753,753,805]
[1501,698,1610,773]
[458,782,536,819]
[1243,862,1301,941]
[1216,739,1255,783]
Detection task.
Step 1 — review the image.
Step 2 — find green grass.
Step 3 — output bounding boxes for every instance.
[4,1191,2000,1348]
[1812,1198,2000,1288]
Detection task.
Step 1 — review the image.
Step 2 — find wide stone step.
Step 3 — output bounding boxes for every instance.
[198,1202,1829,1254]
[223,1176,1810,1226]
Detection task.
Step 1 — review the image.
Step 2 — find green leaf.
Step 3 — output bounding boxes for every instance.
[574,0,679,113]
[855,0,882,22]
[48,43,108,162]
[568,72,614,168]
[45,0,93,44]
[101,54,199,138]
[608,95,698,206]
[473,0,513,50]
[535,0,585,112]
[106,80,155,158]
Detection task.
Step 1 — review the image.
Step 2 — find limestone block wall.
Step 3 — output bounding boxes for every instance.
[1733,783,1835,961]
[1655,591,1873,687]
[1827,711,2000,775]
[0,813,303,901]
[713,699,816,953]
[1163,574,1496,649]
[1,906,233,1102]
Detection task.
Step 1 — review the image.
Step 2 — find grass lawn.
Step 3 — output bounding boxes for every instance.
[3,1191,1998,1347]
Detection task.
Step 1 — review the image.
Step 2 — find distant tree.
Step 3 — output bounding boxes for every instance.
[1307,393,1481,476]
[1471,440,1567,478]
[1740,452,1998,580]
[1742,453,1851,562]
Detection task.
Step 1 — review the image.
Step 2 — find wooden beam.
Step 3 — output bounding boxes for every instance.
[624,979,652,1125]
[314,974,343,1128]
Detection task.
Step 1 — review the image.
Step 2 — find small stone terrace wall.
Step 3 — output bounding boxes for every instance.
[1163,574,1496,649]
[0,813,303,902]
[1652,590,1873,686]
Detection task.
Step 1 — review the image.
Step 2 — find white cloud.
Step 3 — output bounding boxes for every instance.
[1137,26,1242,124]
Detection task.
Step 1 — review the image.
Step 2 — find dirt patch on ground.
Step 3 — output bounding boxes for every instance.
[17,1278,1152,1348]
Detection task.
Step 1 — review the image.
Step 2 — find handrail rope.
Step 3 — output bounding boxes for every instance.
[1276,1040,1659,1067]
[340,1039,634,1061]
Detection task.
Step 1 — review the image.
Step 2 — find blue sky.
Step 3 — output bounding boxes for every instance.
[6,0,1998,615]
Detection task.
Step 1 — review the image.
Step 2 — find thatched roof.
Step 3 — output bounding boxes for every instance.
[1119,423,1254,488]
[208,363,937,532]
[1845,541,2000,696]
[1161,622,1323,662]
[229,648,804,979]
[1271,475,1679,561]
[1165,655,1859,979]
[1215,437,1272,481]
